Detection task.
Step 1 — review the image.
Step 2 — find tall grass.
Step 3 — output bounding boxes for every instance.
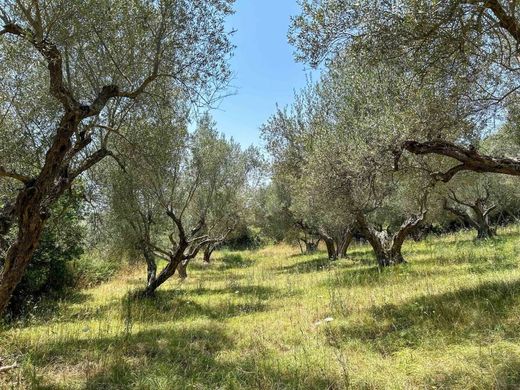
[1,227,520,389]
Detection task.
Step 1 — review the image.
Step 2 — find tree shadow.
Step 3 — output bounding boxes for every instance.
[323,263,458,289]
[26,323,345,389]
[280,257,336,274]
[423,353,520,389]
[324,279,520,355]
[25,324,233,388]
[279,250,377,275]
[121,290,268,324]
[4,290,93,328]
[185,284,289,300]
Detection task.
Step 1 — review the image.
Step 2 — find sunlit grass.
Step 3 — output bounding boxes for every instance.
[1,226,520,389]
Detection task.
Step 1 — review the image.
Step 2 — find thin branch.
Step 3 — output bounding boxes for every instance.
[0,166,31,183]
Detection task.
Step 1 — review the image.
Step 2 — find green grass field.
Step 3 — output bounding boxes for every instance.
[2,226,520,389]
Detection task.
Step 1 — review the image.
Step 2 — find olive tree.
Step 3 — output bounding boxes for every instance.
[261,89,352,257]
[264,54,436,266]
[0,0,234,314]
[290,0,520,179]
[111,113,255,294]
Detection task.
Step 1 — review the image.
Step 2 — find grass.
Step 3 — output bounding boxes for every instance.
[1,226,520,389]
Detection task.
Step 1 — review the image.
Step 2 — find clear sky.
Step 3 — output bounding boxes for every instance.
[211,0,317,147]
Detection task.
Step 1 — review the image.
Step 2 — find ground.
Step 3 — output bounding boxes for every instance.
[1,226,520,389]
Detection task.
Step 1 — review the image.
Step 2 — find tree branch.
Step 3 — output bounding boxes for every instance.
[402,140,520,181]
[2,22,77,109]
[0,166,31,183]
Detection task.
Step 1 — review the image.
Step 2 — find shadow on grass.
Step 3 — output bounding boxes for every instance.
[6,290,93,328]
[324,262,473,289]
[423,353,520,389]
[280,256,335,274]
[27,323,343,389]
[280,248,375,275]
[120,289,269,324]
[186,284,286,300]
[325,279,520,355]
[26,324,233,388]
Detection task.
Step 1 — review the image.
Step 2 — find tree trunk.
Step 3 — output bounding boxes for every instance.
[477,224,495,239]
[355,210,425,267]
[337,229,354,259]
[443,197,496,240]
[0,187,46,314]
[143,249,157,287]
[0,111,108,314]
[203,245,215,263]
[176,260,188,279]
[323,236,337,260]
[474,211,496,239]
[143,253,184,296]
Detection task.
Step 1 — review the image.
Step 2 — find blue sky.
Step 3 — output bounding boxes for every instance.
[210,0,318,147]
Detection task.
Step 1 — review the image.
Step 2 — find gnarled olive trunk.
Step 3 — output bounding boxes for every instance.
[203,244,216,263]
[0,189,46,315]
[143,249,157,287]
[337,228,354,259]
[321,234,337,260]
[318,227,354,260]
[0,114,82,314]
[143,251,185,296]
[356,210,426,267]
[176,260,189,279]
[443,192,496,240]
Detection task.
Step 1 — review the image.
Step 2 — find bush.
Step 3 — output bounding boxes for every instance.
[71,251,121,288]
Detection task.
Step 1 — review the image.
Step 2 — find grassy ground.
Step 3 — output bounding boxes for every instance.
[1,226,520,389]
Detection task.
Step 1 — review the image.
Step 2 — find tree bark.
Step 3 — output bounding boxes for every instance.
[318,228,341,260]
[176,260,188,279]
[203,244,215,263]
[143,249,157,287]
[337,228,354,259]
[355,210,426,267]
[400,140,520,181]
[323,236,337,260]
[0,185,46,314]
[143,251,185,296]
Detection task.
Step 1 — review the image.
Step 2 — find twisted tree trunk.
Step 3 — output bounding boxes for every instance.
[318,229,337,260]
[443,190,496,240]
[0,19,162,315]
[337,228,354,259]
[203,244,216,263]
[176,260,189,280]
[356,210,426,267]
[144,252,185,296]
[400,140,520,181]
[143,249,157,287]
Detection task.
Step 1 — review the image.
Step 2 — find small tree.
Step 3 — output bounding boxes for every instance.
[443,189,497,240]
[110,114,255,294]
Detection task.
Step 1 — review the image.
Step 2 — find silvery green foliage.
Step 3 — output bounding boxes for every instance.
[108,111,256,267]
[290,0,520,146]
[0,0,235,183]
